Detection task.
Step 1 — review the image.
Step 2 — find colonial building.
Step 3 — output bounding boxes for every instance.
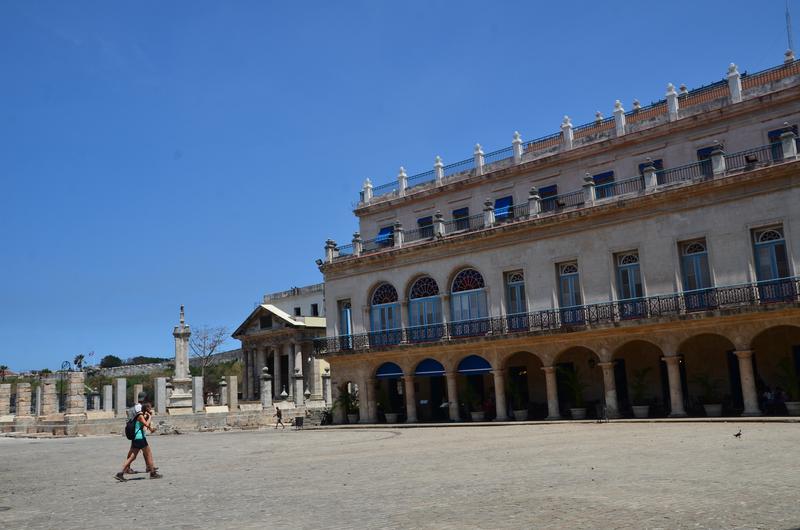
[233,283,328,405]
[316,53,800,423]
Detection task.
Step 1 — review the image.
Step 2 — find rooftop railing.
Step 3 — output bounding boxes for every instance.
[313,277,800,356]
[655,160,712,186]
[359,59,800,204]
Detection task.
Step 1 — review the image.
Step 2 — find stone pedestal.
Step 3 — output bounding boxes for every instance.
[65,372,86,418]
[294,373,304,407]
[114,378,127,417]
[226,376,238,411]
[261,369,273,409]
[321,369,332,407]
[103,385,113,413]
[168,378,193,409]
[14,383,33,432]
[0,383,11,416]
[192,377,204,413]
[155,378,167,414]
[40,377,58,416]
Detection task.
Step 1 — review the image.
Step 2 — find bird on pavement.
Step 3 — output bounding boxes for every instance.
[734,429,742,438]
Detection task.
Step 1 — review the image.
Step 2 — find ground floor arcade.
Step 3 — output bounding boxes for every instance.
[327,310,800,423]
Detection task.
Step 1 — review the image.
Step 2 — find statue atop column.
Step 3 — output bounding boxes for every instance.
[168,305,193,410]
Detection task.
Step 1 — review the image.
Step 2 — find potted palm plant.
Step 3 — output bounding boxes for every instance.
[629,367,652,418]
[559,366,588,419]
[776,357,800,416]
[507,378,528,420]
[462,382,485,421]
[334,382,359,423]
[691,373,723,417]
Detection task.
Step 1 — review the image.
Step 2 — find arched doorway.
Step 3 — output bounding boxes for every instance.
[679,334,737,416]
[750,325,800,414]
[375,362,405,423]
[553,347,603,419]
[414,358,448,422]
[456,355,493,421]
[612,341,667,417]
[504,352,546,419]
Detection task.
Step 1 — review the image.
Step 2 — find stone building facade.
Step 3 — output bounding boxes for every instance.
[316,54,800,423]
[233,283,329,405]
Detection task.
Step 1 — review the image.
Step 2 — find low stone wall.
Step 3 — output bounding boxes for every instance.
[94,349,243,378]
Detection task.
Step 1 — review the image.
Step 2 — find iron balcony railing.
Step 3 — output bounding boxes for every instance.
[313,277,800,355]
[594,175,645,200]
[724,143,783,171]
[655,159,712,185]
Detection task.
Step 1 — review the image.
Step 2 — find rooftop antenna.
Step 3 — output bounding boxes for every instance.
[788,0,795,53]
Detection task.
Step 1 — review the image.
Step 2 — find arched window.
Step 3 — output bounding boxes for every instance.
[682,241,707,255]
[680,240,712,295]
[371,283,398,305]
[753,226,790,282]
[450,269,487,324]
[408,277,443,341]
[370,282,400,336]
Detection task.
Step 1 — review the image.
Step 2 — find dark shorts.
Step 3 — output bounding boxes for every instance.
[131,439,148,450]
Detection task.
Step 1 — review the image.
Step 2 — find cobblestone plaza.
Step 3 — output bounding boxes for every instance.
[1,422,798,529]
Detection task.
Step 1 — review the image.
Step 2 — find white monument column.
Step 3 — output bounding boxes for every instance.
[542,366,561,420]
[169,305,193,409]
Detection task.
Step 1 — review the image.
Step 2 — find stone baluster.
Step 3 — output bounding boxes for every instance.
[642,159,659,189]
[512,131,523,164]
[483,199,495,227]
[666,83,679,121]
[434,156,444,185]
[397,167,408,197]
[780,124,798,160]
[561,116,573,151]
[582,173,596,206]
[727,63,742,104]
[613,100,626,137]
[528,187,541,218]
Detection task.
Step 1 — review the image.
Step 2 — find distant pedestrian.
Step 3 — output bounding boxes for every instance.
[116,402,162,481]
[275,405,285,429]
[123,391,147,474]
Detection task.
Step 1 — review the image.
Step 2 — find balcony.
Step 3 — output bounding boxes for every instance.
[326,138,796,263]
[312,277,800,356]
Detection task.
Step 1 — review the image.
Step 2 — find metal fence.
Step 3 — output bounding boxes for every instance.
[313,277,800,355]
[655,160,712,185]
[724,143,783,171]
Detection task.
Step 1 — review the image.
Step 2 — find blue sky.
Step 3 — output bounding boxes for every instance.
[0,1,795,370]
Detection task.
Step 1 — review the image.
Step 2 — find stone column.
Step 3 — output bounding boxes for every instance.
[258,348,268,398]
[192,376,204,413]
[219,378,228,406]
[582,174,596,206]
[103,384,113,412]
[273,346,282,400]
[445,371,460,422]
[492,370,508,421]
[226,376,238,411]
[261,368,273,409]
[133,384,144,403]
[780,127,798,159]
[65,372,86,416]
[358,376,369,423]
[114,378,127,417]
[662,356,687,417]
[404,376,417,423]
[294,371,304,407]
[14,383,32,431]
[155,377,167,414]
[91,392,101,410]
[40,377,58,416]
[367,378,377,422]
[734,350,762,416]
[710,147,726,176]
[34,385,42,417]
[561,116,573,150]
[321,368,332,406]
[286,344,295,399]
[598,362,620,419]
[0,383,10,415]
[542,366,561,420]
[666,83,679,121]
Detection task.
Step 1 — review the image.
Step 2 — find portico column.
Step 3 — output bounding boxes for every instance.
[662,356,687,417]
[598,362,620,419]
[404,375,417,423]
[273,346,282,398]
[358,376,369,423]
[367,378,377,422]
[445,371,460,421]
[241,350,248,400]
[287,343,295,399]
[734,350,762,416]
[542,366,561,420]
[492,369,509,421]
[245,350,253,400]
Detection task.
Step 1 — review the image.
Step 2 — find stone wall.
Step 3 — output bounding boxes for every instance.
[94,349,242,377]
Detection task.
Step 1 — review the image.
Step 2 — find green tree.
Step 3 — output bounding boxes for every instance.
[0,365,8,382]
[100,355,123,368]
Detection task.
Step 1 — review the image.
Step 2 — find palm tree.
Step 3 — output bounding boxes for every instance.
[0,365,7,382]
[73,354,85,371]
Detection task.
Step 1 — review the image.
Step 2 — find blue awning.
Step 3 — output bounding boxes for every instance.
[457,355,492,374]
[415,358,445,377]
[375,362,403,379]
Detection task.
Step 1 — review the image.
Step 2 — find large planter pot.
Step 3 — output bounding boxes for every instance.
[703,404,723,417]
[346,413,359,424]
[384,412,400,424]
[470,411,485,422]
[785,401,800,416]
[632,405,650,419]
[570,407,587,420]
[512,409,529,421]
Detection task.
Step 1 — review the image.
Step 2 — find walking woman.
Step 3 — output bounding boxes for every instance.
[116,403,162,481]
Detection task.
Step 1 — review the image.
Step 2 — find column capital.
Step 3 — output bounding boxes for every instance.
[733,349,754,359]
[597,361,615,369]
[661,355,682,365]
[541,365,556,374]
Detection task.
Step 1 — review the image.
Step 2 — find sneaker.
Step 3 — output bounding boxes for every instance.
[114,472,127,482]
[149,472,163,479]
